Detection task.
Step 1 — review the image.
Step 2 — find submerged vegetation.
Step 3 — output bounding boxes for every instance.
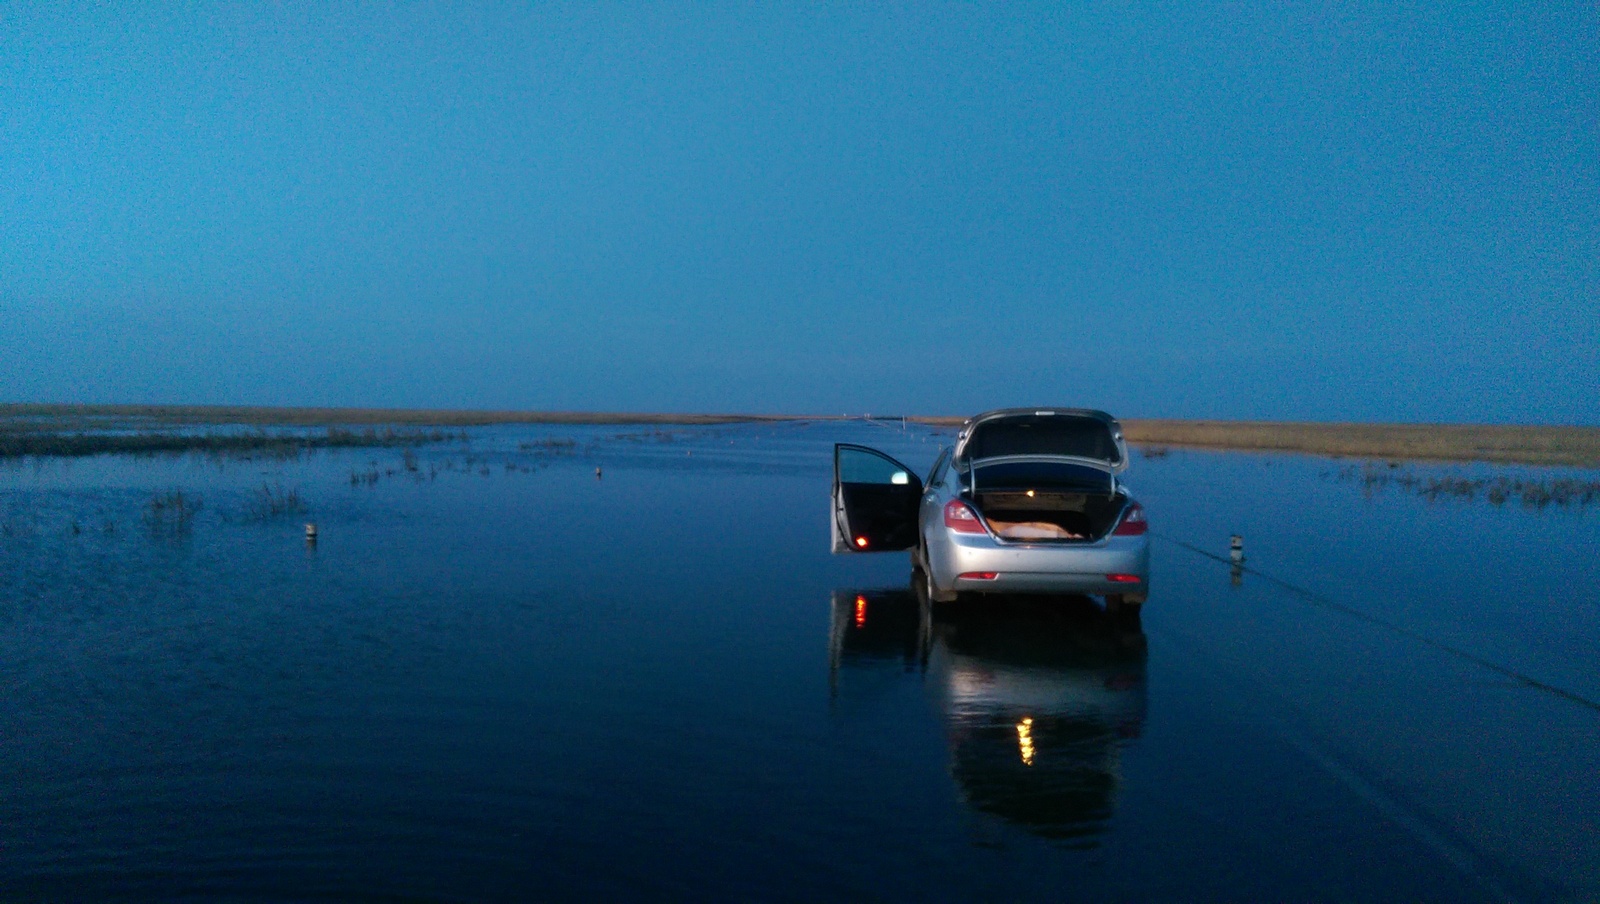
[518,438,578,452]
[0,404,771,430]
[0,425,461,460]
[143,490,202,533]
[247,483,306,520]
[1335,464,1600,508]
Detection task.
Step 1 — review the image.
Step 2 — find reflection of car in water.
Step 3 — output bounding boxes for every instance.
[829,586,1147,845]
[831,409,1150,616]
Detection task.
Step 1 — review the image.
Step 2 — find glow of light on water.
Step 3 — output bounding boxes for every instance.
[1017,716,1035,766]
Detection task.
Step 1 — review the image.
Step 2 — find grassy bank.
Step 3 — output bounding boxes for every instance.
[5,405,1599,466]
[903,416,1600,466]
[0,404,780,430]
[0,426,458,460]
[1115,420,1600,467]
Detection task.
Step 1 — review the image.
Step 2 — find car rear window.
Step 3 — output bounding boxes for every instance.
[964,416,1120,463]
[970,461,1114,495]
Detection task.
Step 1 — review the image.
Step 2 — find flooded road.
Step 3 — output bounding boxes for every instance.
[2,422,1596,900]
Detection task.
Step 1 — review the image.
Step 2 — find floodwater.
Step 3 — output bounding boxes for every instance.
[1,421,1596,901]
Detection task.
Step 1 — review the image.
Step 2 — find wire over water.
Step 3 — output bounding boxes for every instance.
[1153,532,1600,715]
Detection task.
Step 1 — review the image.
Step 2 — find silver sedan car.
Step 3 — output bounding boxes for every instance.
[832,408,1150,615]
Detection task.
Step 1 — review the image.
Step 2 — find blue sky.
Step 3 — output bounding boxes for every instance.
[2,3,1595,423]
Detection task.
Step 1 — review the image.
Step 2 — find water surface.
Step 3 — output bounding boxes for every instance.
[2,422,1596,900]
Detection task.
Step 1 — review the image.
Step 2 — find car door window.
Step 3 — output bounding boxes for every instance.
[832,444,923,552]
[838,447,915,486]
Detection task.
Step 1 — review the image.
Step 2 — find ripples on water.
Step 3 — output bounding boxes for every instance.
[1,421,1596,900]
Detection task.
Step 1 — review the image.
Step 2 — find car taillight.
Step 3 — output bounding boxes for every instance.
[943,500,987,534]
[1112,502,1147,536]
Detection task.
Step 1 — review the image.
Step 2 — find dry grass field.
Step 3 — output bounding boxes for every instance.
[1117,420,1600,467]
[4,405,1598,466]
[0,404,776,430]
[907,415,1600,466]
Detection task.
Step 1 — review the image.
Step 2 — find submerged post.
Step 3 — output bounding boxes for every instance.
[305,523,318,545]
[1228,534,1244,586]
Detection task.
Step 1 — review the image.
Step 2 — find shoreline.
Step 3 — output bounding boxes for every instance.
[4,404,1599,467]
[1115,419,1600,468]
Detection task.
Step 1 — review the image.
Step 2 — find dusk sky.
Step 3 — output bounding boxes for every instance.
[3,3,1595,423]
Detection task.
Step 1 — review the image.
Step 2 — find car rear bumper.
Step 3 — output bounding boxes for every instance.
[928,531,1150,600]
[951,571,1148,598]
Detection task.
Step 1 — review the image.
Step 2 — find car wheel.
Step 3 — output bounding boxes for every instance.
[1105,593,1142,623]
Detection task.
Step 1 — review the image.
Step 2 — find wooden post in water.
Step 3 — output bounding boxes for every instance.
[1229,534,1244,564]
[305,523,318,545]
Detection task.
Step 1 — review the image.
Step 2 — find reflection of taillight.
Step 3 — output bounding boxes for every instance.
[943,500,986,534]
[1112,502,1147,536]
[1106,573,1142,583]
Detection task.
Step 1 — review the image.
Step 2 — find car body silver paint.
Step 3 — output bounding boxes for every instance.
[922,409,1149,602]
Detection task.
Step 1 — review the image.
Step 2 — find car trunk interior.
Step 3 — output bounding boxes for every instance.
[972,489,1127,541]
[962,457,1125,542]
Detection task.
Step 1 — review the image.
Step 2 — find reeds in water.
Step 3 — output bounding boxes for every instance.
[1339,465,1600,508]
[0,426,460,460]
[144,490,202,533]
[247,483,305,519]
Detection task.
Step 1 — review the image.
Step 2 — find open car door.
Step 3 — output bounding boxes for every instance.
[832,444,923,553]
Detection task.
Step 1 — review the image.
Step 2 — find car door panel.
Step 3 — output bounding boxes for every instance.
[832,444,923,553]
